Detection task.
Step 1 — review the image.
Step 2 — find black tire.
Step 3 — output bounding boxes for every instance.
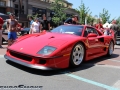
[107,41,114,56]
[69,43,85,67]
[2,37,6,42]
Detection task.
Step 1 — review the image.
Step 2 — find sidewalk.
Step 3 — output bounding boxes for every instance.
[1,33,22,55]
[0,44,7,55]
[114,45,120,49]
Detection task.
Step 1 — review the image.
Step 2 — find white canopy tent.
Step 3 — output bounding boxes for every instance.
[109,24,113,28]
[103,22,112,28]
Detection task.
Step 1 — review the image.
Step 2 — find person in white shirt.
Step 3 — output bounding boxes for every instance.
[31,18,41,33]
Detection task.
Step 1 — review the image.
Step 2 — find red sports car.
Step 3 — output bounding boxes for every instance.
[4,25,115,70]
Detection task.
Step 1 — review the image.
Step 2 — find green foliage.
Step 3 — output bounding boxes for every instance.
[76,0,92,24]
[52,17,60,24]
[27,15,32,19]
[116,17,120,24]
[109,17,116,24]
[116,17,120,30]
[27,14,39,20]
[99,8,110,24]
[7,12,11,15]
[87,15,95,25]
[50,0,67,25]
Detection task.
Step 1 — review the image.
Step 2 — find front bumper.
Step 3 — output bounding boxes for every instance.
[4,54,53,70]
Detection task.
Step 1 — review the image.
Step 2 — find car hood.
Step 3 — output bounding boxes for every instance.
[8,32,79,56]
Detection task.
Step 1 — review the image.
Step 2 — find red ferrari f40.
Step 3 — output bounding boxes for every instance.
[4,25,115,70]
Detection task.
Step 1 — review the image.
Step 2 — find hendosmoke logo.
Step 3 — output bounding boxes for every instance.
[0,85,43,89]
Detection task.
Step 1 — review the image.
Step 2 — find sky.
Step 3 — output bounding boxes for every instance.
[68,0,119,20]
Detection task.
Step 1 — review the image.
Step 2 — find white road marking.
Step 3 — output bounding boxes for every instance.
[112,80,120,89]
[64,73,119,90]
[0,53,120,90]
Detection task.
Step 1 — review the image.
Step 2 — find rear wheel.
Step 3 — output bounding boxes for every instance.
[107,41,114,56]
[70,43,85,67]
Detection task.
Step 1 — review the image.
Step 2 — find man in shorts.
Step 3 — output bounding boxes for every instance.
[7,13,18,46]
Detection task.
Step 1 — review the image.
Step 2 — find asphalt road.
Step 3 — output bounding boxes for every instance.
[0,45,120,90]
[0,55,120,90]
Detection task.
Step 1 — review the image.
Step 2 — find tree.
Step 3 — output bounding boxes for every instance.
[87,15,95,25]
[27,14,38,20]
[76,0,92,24]
[116,17,120,24]
[99,8,110,24]
[50,0,67,26]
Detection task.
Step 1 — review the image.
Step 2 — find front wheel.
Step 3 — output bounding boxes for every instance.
[107,41,114,56]
[70,43,85,67]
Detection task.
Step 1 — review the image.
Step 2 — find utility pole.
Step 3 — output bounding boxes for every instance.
[10,0,11,12]
[18,0,23,21]
[26,0,28,15]
[18,0,21,21]
[12,0,17,13]
[18,1,20,21]
[19,0,22,14]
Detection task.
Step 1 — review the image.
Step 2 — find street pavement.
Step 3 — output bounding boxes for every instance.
[1,34,120,90]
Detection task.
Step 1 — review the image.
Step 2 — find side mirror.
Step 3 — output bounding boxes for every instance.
[87,33,97,37]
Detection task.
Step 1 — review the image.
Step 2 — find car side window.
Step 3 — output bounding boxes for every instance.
[92,28,99,35]
[84,27,99,37]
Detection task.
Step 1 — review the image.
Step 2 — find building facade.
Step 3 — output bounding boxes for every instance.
[0,0,13,14]
[0,0,28,26]
[0,0,78,27]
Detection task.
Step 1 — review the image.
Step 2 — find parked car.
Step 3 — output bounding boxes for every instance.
[2,37,7,44]
[21,28,30,35]
[4,25,115,70]
[0,13,9,20]
[2,21,7,33]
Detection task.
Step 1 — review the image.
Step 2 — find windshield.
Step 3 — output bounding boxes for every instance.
[51,25,84,36]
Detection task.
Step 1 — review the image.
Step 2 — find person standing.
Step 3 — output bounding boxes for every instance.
[93,23,97,28]
[31,18,41,33]
[28,16,34,34]
[95,20,104,33]
[110,20,119,41]
[95,20,104,29]
[64,15,79,25]
[104,25,112,36]
[7,13,18,46]
[0,17,4,48]
[41,14,50,31]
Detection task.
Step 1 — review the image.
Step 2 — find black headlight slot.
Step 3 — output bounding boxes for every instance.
[39,59,46,64]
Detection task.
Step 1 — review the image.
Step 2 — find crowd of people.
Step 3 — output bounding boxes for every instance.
[0,13,51,48]
[64,15,119,40]
[28,14,50,34]
[0,13,119,48]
